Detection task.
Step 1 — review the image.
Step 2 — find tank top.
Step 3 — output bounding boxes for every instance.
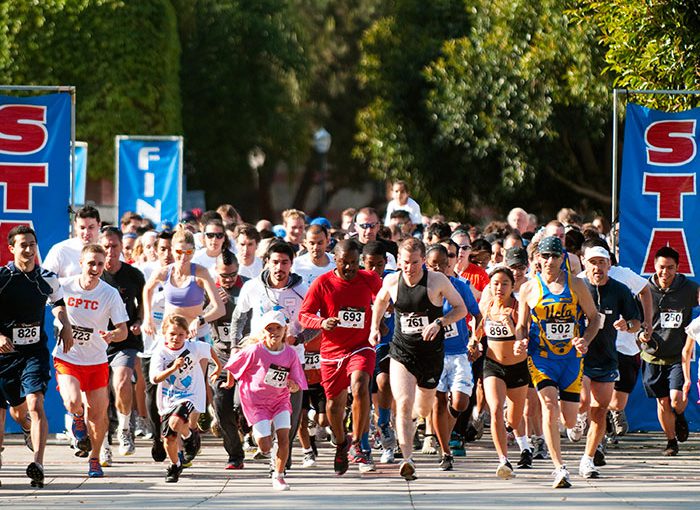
[529,271,583,358]
[483,296,517,343]
[393,270,444,346]
[164,263,205,307]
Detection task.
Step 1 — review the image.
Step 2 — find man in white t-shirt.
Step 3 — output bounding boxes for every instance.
[383,180,422,227]
[52,244,129,478]
[292,224,335,287]
[235,224,263,279]
[43,205,102,281]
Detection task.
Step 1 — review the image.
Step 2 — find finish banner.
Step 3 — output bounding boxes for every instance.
[115,136,182,225]
[0,93,71,265]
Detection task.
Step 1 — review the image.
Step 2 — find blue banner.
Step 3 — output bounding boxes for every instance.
[116,137,182,225]
[72,141,87,206]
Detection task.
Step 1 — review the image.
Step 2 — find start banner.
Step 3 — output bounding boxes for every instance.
[0,92,71,264]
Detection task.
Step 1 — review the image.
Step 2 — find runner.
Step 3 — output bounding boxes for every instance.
[298,239,383,475]
[53,244,130,478]
[0,226,73,487]
[291,224,335,287]
[370,238,467,480]
[44,205,102,280]
[193,218,232,278]
[354,207,397,269]
[514,236,600,488]
[282,209,306,253]
[234,224,263,279]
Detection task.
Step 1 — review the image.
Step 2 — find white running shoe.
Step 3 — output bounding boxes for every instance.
[421,435,438,455]
[579,456,599,479]
[118,430,136,456]
[100,445,113,467]
[552,465,572,488]
[399,458,417,481]
[358,451,376,473]
[302,450,316,468]
[496,460,515,479]
[566,413,588,443]
[272,477,290,491]
[380,447,395,464]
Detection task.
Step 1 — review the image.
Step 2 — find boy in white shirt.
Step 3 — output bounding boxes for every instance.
[383,180,422,227]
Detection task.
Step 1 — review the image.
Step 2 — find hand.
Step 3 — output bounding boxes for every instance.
[99,330,114,344]
[130,321,142,336]
[143,318,156,336]
[59,324,74,353]
[422,321,441,341]
[368,329,381,346]
[209,369,221,386]
[287,379,300,393]
[322,317,340,331]
[613,317,627,332]
[467,342,481,362]
[285,335,296,346]
[221,376,235,389]
[513,338,528,356]
[682,379,691,399]
[572,336,588,355]
[188,319,199,339]
[218,287,229,304]
[0,334,14,354]
[172,356,185,370]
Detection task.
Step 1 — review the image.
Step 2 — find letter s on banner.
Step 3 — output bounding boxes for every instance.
[645,119,697,166]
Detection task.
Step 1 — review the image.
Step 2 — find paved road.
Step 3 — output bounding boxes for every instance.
[0,431,698,509]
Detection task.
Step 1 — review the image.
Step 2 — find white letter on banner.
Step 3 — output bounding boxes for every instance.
[138,147,160,170]
[144,172,155,198]
[136,198,161,223]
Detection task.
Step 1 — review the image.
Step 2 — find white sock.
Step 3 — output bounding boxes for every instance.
[516,435,530,452]
[102,435,109,448]
[117,412,131,431]
[582,454,593,463]
[499,455,508,464]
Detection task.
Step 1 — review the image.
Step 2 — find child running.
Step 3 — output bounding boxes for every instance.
[224,310,307,491]
[150,314,221,483]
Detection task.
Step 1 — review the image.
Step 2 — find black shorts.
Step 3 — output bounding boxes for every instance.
[161,401,195,437]
[614,353,641,394]
[302,383,327,414]
[483,357,530,389]
[0,350,50,409]
[641,360,684,399]
[390,339,443,390]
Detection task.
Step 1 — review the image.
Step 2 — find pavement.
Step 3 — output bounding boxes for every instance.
[0,430,698,509]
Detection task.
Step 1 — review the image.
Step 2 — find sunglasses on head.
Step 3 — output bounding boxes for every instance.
[205,232,225,239]
[175,249,194,255]
[358,222,377,230]
[100,225,121,234]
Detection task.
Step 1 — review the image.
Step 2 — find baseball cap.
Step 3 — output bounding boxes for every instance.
[310,217,332,229]
[272,224,286,238]
[584,246,610,260]
[505,247,528,267]
[260,310,288,329]
[538,236,563,256]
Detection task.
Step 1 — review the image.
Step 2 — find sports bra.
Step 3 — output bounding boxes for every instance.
[164,263,205,307]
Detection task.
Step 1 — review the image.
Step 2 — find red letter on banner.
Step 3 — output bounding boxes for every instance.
[0,105,48,155]
[642,228,694,276]
[0,163,49,213]
[0,220,35,265]
[642,173,696,221]
[645,120,696,166]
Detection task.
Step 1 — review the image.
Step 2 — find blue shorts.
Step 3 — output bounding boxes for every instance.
[527,353,583,402]
[642,361,684,399]
[584,365,620,383]
[108,348,139,370]
[0,350,51,408]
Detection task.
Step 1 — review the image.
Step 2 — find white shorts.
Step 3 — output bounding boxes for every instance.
[437,353,474,396]
[251,410,291,439]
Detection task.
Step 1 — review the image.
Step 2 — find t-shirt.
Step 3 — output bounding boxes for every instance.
[150,339,211,413]
[238,257,263,279]
[299,269,382,359]
[292,252,335,288]
[43,237,84,281]
[193,249,235,279]
[384,197,422,226]
[53,276,129,366]
[458,263,490,295]
[140,273,166,358]
[225,342,307,425]
[0,263,63,354]
[211,278,247,364]
[443,277,480,355]
[101,262,145,353]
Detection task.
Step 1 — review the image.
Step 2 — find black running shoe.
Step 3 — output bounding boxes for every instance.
[663,438,679,456]
[183,430,200,463]
[165,462,183,483]
[334,436,350,476]
[151,439,167,463]
[675,411,689,443]
[517,448,533,469]
[26,462,44,488]
[438,453,454,471]
[593,443,607,467]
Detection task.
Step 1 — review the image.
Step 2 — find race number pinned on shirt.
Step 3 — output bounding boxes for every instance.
[443,322,459,339]
[545,320,574,341]
[216,324,230,342]
[12,323,40,345]
[485,320,512,339]
[304,352,321,370]
[661,310,683,329]
[338,307,366,329]
[71,325,94,346]
[264,363,290,388]
[400,313,429,335]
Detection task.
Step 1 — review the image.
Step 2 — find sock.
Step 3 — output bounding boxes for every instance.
[117,412,131,431]
[360,432,371,452]
[471,407,479,421]
[303,447,313,454]
[515,435,530,452]
[582,454,593,463]
[182,430,192,440]
[499,455,508,464]
[273,470,282,478]
[378,407,391,428]
[102,435,109,448]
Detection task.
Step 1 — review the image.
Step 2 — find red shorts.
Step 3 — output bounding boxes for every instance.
[54,358,109,392]
[320,348,376,399]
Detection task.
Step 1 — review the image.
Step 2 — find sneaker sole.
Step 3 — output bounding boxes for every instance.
[582,471,599,479]
[553,477,572,488]
[399,462,417,481]
[496,465,515,480]
[26,463,44,488]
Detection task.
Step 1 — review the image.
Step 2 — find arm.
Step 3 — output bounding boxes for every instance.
[152,356,184,384]
[422,273,466,342]
[142,268,166,336]
[514,281,533,355]
[298,281,336,331]
[639,284,653,337]
[229,287,252,347]
[570,277,601,354]
[681,335,694,399]
[130,270,146,337]
[208,346,222,385]
[51,305,74,353]
[370,280,394,346]
[100,322,129,344]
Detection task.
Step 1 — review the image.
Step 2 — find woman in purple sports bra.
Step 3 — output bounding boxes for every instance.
[143,225,225,341]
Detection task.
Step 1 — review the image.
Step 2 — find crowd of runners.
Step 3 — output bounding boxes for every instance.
[0,180,697,491]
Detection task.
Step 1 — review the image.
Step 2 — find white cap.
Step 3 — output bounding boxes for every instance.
[584,246,610,261]
[260,310,288,329]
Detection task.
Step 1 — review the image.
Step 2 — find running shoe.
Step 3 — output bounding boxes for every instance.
[134,416,151,438]
[183,430,201,463]
[517,448,533,469]
[496,460,515,479]
[579,456,599,479]
[334,436,350,476]
[474,412,487,440]
[348,440,366,464]
[197,411,213,433]
[253,449,271,460]
[532,437,548,460]
[211,419,222,438]
[449,433,462,449]
[151,439,167,462]
[165,462,183,483]
[379,423,397,450]
[551,465,571,488]
[242,433,257,452]
[88,457,104,478]
[452,437,466,457]
[179,450,192,468]
[22,426,34,452]
[421,435,438,455]
[72,416,91,455]
[438,453,454,471]
[566,413,588,443]
[609,410,628,436]
[663,438,679,456]
[118,430,136,456]
[100,445,113,467]
[358,450,376,473]
[675,411,689,442]
[26,462,44,488]
[399,458,417,481]
[225,459,244,470]
[302,450,317,468]
[272,476,290,491]
[380,447,395,464]
[594,442,607,467]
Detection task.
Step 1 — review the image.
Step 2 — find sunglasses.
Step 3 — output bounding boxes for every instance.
[540,253,561,260]
[175,249,194,255]
[100,225,121,235]
[219,271,238,278]
[358,222,378,230]
[459,245,471,251]
[205,232,225,239]
[509,263,528,271]
[447,253,457,259]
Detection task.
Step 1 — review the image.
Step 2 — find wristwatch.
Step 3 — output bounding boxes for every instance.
[198,315,206,326]
[435,317,444,328]
[626,320,634,331]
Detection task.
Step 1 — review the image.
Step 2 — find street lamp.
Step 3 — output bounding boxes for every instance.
[313,128,331,211]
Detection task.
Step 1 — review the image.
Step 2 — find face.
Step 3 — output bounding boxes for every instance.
[284,217,305,244]
[593,218,605,234]
[392,184,408,205]
[584,256,610,285]
[442,242,458,274]
[425,250,448,274]
[654,256,678,288]
[354,212,380,244]
[173,240,194,265]
[545,225,565,242]
[163,323,187,350]
[341,214,354,231]
[75,217,100,245]
[335,249,360,281]
[9,233,37,265]
[267,252,292,284]
[100,233,122,265]
[236,234,258,262]
[304,231,329,263]
[204,224,226,253]
[362,254,386,277]
[80,251,106,282]
[472,250,490,269]
[515,213,528,233]
[143,235,158,262]
[491,244,504,265]
[157,239,174,266]
[122,236,136,261]
[398,248,424,279]
[490,272,514,300]
[262,322,285,348]
[123,219,140,234]
[507,262,528,284]
[216,262,238,289]
[538,252,562,277]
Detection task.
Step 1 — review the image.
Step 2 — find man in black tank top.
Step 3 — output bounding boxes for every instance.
[370,238,467,481]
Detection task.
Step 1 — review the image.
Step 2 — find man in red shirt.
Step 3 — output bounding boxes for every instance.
[299,239,382,476]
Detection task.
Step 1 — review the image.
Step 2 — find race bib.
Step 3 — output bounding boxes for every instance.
[12,324,40,345]
[661,310,683,329]
[304,352,321,370]
[338,307,366,329]
[485,320,512,339]
[216,324,230,342]
[400,313,430,335]
[545,321,575,341]
[443,323,459,339]
[264,363,290,388]
[71,325,94,346]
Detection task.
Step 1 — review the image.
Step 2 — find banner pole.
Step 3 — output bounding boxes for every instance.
[70,88,76,211]
[611,88,621,255]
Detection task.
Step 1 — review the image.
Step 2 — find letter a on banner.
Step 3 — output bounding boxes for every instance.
[619,104,699,278]
[115,136,183,226]
[0,93,71,264]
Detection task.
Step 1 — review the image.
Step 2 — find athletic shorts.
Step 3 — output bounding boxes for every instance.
[584,365,620,383]
[252,410,291,439]
[108,348,139,370]
[374,343,391,375]
[390,340,444,390]
[0,350,51,408]
[54,358,109,392]
[302,383,327,414]
[436,353,474,396]
[615,352,641,394]
[161,401,195,437]
[527,354,583,402]
[321,348,375,399]
[483,356,530,389]
[641,361,684,399]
